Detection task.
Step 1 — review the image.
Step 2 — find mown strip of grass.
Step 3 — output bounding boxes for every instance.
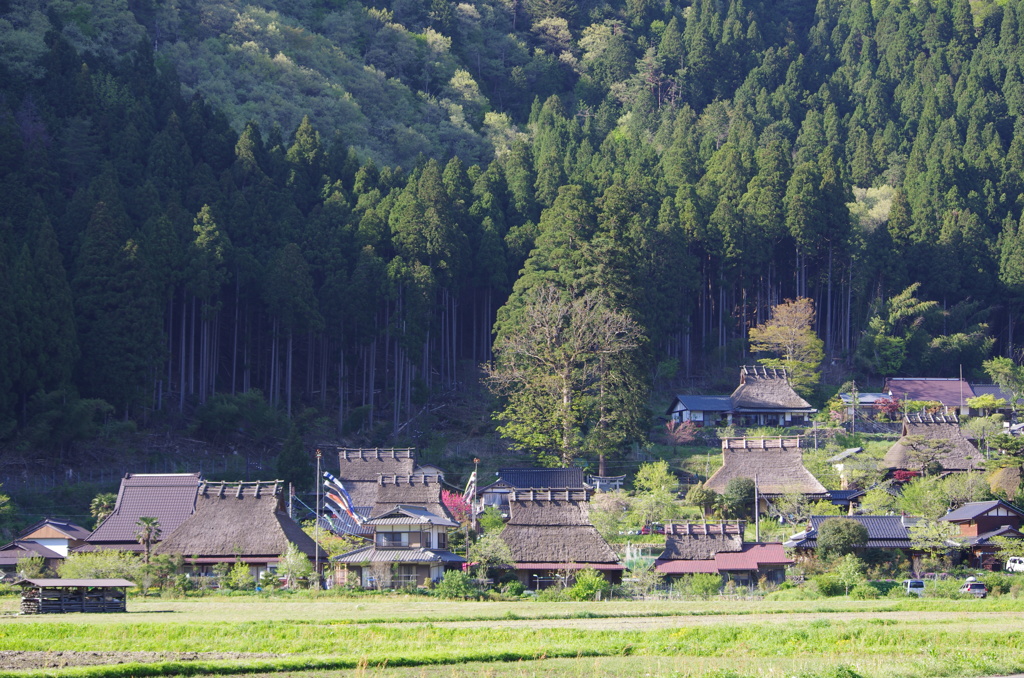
[1,617,1023,657]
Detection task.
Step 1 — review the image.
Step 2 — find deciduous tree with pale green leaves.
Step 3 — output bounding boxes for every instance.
[748,297,824,396]
[486,282,645,467]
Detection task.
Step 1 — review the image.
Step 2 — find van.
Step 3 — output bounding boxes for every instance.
[1006,556,1024,572]
[902,579,925,596]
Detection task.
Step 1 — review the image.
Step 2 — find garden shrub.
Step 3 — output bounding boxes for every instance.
[982,572,1014,595]
[434,570,479,599]
[849,583,879,599]
[922,578,968,598]
[502,580,525,596]
[225,562,255,590]
[688,573,723,598]
[812,575,845,597]
[534,586,569,601]
[764,588,821,601]
[567,568,611,601]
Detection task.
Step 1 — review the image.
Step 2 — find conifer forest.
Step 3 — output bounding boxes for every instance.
[2,0,1024,458]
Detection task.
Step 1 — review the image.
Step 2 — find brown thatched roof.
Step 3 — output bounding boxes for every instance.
[155,481,325,561]
[730,366,814,411]
[704,447,827,495]
[500,491,619,566]
[883,415,982,471]
[335,449,429,507]
[370,475,451,521]
[658,523,744,561]
[336,448,416,482]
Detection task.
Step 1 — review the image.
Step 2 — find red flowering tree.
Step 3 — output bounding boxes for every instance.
[664,419,697,445]
[876,396,902,419]
[442,489,471,524]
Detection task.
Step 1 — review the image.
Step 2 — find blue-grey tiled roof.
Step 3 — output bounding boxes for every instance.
[493,467,586,489]
[785,514,915,549]
[669,395,733,412]
[941,500,1024,523]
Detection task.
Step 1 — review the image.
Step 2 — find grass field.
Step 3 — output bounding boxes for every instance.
[2,595,1024,678]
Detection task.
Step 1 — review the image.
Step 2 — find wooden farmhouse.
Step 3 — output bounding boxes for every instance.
[940,500,1024,569]
[653,522,791,586]
[498,489,624,589]
[704,438,828,509]
[331,448,443,535]
[0,519,92,578]
[154,480,325,582]
[666,366,816,428]
[883,414,983,474]
[0,542,64,579]
[78,473,201,554]
[479,467,588,511]
[729,366,816,426]
[784,515,918,560]
[333,504,465,588]
[665,395,732,427]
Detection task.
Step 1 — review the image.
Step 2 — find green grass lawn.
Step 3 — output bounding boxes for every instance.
[1,595,1023,678]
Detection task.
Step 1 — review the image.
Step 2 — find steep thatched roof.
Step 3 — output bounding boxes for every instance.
[370,475,451,521]
[883,414,982,471]
[657,523,744,561]
[730,366,814,411]
[704,447,827,496]
[499,490,620,566]
[335,449,436,508]
[155,481,325,561]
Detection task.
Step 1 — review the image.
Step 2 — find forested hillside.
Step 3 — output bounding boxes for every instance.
[1,0,1023,459]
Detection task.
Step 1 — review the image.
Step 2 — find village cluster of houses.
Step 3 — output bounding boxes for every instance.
[2,367,1022,590]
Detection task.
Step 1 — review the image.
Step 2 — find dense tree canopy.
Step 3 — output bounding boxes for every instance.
[3,0,1024,464]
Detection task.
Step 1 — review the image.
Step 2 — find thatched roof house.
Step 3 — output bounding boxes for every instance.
[81,474,201,553]
[729,366,815,426]
[335,448,418,507]
[498,489,623,588]
[653,523,791,585]
[370,475,451,520]
[704,444,828,498]
[155,480,325,577]
[883,414,983,472]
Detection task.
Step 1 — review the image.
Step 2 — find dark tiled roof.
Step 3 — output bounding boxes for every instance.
[941,500,1024,523]
[667,395,733,414]
[884,378,975,408]
[88,474,201,544]
[966,525,1024,546]
[0,541,63,566]
[495,468,586,489]
[969,384,1013,403]
[333,545,465,564]
[785,515,915,549]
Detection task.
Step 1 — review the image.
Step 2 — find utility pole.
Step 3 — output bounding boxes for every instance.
[315,448,321,586]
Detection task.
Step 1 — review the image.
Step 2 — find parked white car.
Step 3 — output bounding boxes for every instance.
[902,579,925,596]
[1006,556,1024,573]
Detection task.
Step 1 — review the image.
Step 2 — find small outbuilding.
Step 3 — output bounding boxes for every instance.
[18,578,135,614]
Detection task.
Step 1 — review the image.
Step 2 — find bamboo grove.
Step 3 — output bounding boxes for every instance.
[3,0,1024,448]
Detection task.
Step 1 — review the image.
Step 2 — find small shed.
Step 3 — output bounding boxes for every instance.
[18,578,135,614]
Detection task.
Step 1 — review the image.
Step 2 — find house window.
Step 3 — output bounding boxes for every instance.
[377,532,409,547]
[436,531,447,549]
